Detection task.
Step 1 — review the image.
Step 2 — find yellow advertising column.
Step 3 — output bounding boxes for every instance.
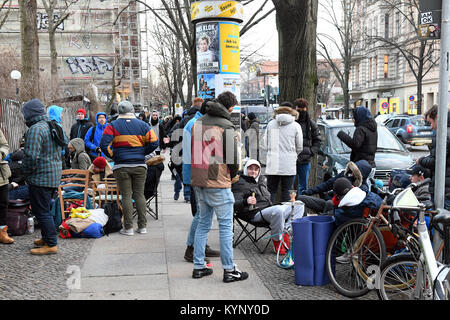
[191,1,243,127]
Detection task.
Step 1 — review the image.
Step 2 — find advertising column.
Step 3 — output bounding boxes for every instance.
[191,0,244,128]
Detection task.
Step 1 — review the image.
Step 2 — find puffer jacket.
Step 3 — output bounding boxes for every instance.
[190,100,239,189]
[232,165,272,221]
[0,129,11,187]
[261,106,303,176]
[296,113,322,164]
[337,106,378,168]
[69,138,91,170]
[84,112,108,158]
[70,118,93,141]
[418,112,450,199]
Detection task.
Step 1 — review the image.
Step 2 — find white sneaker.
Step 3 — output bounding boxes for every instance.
[136,228,147,234]
[119,228,134,236]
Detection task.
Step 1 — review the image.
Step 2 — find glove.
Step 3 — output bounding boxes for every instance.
[302,189,313,196]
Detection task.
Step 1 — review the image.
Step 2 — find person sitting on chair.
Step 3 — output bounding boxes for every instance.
[88,156,113,183]
[232,159,304,254]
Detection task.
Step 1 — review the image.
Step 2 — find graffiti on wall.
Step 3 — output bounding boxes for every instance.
[66,56,113,75]
[69,34,99,50]
[37,12,64,30]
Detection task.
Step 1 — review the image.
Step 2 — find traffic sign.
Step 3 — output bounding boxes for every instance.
[381,102,389,109]
[409,95,415,101]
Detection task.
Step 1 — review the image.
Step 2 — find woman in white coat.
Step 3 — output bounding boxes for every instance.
[261,102,303,202]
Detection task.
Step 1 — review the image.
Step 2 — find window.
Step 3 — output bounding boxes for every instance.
[385,13,390,39]
[384,55,389,78]
[395,11,400,36]
[385,120,393,128]
[392,119,401,127]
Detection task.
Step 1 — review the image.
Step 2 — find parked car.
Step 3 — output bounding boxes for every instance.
[383,115,433,146]
[316,119,415,186]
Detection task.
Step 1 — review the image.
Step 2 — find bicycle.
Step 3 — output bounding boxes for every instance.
[377,188,450,300]
[324,179,431,298]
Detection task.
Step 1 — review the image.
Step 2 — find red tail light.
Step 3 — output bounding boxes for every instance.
[407,125,413,133]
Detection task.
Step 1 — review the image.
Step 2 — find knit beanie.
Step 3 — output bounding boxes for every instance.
[333,177,353,198]
[92,157,107,169]
[77,108,87,117]
[118,101,134,114]
[21,98,46,121]
[248,112,256,121]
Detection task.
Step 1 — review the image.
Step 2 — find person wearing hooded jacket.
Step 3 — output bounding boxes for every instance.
[245,112,260,161]
[48,105,70,169]
[232,159,304,254]
[70,108,93,141]
[261,101,303,202]
[84,112,108,160]
[294,98,322,194]
[68,138,91,171]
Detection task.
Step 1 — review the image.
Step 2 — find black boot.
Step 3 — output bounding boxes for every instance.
[184,245,210,263]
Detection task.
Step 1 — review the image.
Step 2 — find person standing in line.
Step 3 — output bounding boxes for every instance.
[245,112,259,161]
[100,101,159,235]
[181,99,220,264]
[0,129,13,244]
[294,98,322,195]
[22,99,63,255]
[149,110,168,155]
[84,112,108,161]
[70,108,93,141]
[191,91,249,283]
[261,101,303,202]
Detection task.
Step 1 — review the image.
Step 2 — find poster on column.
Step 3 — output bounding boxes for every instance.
[196,22,220,74]
[215,74,240,102]
[219,22,240,74]
[198,74,216,100]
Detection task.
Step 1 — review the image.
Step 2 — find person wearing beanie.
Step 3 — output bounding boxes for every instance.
[70,107,93,142]
[21,98,63,255]
[294,98,322,195]
[149,110,168,155]
[84,111,108,161]
[100,100,159,236]
[181,98,220,265]
[88,156,113,183]
[331,177,382,226]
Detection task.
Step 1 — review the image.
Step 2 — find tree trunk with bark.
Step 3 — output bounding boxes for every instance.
[19,0,40,101]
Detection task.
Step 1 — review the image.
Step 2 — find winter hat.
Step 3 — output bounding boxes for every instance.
[118,101,134,114]
[92,156,107,169]
[333,177,353,198]
[48,105,64,123]
[243,159,261,181]
[248,112,256,121]
[21,98,46,121]
[77,108,87,117]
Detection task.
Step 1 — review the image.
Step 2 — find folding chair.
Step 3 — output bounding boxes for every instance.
[91,177,122,212]
[233,211,272,254]
[133,160,164,220]
[58,169,89,220]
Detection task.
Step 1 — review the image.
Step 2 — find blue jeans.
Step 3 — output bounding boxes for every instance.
[9,185,30,200]
[29,185,57,247]
[174,174,190,200]
[193,187,235,270]
[296,162,311,195]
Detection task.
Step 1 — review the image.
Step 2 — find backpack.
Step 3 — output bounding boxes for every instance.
[47,120,67,147]
[102,202,123,235]
[7,200,31,236]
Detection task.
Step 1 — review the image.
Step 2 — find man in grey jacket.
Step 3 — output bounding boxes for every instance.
[261,102,303,202]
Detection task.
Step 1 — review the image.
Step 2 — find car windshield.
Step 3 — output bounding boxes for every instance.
[329,125,407,154]
[411,117,427,126]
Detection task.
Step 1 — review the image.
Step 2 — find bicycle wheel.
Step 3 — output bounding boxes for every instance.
[377,253,431,300]
[276,232,293,269]
[325,218,387,298]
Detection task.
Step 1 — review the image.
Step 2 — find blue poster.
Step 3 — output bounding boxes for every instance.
[198,73,216,100]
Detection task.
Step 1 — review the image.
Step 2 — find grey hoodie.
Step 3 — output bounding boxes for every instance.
[69,138,91,170]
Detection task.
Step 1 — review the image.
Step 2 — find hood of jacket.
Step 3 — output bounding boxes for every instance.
[48,105,64,123]
[243,159,261,182]
[95,112,108,128]
[345,160,372,187]
[338,187,366,207]
[186,106,200,117]
[22,99,46,122]
[69,138,86,155]
[205,101,231,120]
[353,106,377,131]
[273,106,298,126]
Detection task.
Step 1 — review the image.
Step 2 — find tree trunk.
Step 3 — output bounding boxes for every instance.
[272,0,319,190]
[49,28,59,100]
[19,0,40,101]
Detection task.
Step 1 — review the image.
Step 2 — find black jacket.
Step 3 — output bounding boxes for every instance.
[70,119,93,141]
[296,114,322,164]
[337,107,378,168]
[418,112,450,199]
[232,174,273,221]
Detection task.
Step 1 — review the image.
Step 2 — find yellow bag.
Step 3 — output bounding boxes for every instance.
[70,207,91,219]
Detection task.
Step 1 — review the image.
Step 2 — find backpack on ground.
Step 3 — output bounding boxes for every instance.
[7,200,31,236]
[102,202,123,235]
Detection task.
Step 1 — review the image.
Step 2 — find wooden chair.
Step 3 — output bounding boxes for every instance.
[58,169,90,220]
[91,177,122,212]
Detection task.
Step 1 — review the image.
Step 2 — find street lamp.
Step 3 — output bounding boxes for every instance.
[10,70,21,102]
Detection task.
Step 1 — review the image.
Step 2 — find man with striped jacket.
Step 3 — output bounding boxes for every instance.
[22,99,63,255]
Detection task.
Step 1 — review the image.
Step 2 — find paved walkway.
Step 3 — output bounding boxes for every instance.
[67,158,273,300]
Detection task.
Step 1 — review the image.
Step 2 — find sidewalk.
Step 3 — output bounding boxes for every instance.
[67,159,273,300]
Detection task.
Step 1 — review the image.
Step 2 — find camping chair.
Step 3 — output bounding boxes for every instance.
[58,169,89,220]
[91,177,123,212]
[233,211,272,254]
